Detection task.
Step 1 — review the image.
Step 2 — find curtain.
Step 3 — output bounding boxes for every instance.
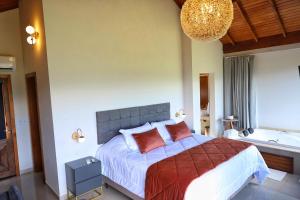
[224,55,256,129]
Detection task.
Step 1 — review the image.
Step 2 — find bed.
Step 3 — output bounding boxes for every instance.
[95,103,269,200]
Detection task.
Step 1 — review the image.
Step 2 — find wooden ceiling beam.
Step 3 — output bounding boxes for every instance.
[0,0,18,13]
[176,0,300,51]
[174,0,237,8]
[223,30,300,53]
[174,0,184,8]
[268,0,287,38]
[226,32,236,46]
[235,0,259,42]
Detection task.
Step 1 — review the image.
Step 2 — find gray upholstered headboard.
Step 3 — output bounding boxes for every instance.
[96,103,170,144]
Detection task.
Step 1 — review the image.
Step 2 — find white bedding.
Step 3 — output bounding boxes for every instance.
[96,134,269,200]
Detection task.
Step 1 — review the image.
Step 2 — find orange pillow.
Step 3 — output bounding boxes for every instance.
[166,121,192,141]
[132,128,165,154]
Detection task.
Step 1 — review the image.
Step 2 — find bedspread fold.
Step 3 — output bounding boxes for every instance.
[145,138,252,200]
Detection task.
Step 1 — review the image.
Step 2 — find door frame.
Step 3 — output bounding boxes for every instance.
[199,73,211,135]
[0,74,20,176]
[199,73,210,110]
[25,72,44,174]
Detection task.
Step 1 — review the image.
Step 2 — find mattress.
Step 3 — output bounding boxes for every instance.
[95,134,269,199]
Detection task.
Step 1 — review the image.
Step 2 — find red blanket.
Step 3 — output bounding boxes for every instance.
[145,138,252,200]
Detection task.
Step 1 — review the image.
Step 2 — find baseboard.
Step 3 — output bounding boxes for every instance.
[20,168,33,175]
[44,180,62,199]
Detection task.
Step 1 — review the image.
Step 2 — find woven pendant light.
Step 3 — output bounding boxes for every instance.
[181,0,234,41]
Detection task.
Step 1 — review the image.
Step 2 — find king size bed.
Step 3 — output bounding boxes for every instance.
[95,103,269,200]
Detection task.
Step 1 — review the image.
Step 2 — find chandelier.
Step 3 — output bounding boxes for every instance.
[181,0,234,41]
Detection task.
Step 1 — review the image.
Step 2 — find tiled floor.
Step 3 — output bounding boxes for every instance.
[0,173,56,200]
[0,172,299,200]
[233,174,300,200]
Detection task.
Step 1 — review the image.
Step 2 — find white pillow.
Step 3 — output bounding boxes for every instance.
[151,119,176,141]
[119,123,152,150]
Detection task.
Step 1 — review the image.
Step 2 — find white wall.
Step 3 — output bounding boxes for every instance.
[41,0,183,196]
[0,9,33,173]
[182,33,224,136]
[254,48,300,131]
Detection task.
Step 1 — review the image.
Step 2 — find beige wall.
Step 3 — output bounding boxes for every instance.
[191,40,224,136]
[182,32,194,128]
[41,0,183,196]
[18,0,59,194]
[16,0,225,196]
[0,9,33,173]
[182,33,224,136]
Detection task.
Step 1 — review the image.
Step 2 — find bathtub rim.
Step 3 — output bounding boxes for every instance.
[238,138,300,154]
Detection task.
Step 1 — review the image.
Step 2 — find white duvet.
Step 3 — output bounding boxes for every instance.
[95,134,269,200]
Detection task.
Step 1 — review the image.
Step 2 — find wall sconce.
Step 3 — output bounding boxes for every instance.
[72,128,86,143]
[26,25,39,45]
[175,109,186,118]
[175,109,187,123]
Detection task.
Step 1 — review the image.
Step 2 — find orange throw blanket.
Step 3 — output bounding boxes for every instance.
[145,138,252,200]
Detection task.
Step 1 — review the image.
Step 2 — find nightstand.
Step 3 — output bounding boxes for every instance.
[65,156,102,200]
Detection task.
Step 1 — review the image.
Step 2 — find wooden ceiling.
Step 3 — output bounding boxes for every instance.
[1,0,299,53]
[0,0,18,13]
[175,0,300,53]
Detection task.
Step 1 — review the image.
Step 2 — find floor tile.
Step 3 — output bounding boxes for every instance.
[1,173,300,200]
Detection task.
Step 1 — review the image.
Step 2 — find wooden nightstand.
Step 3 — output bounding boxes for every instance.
[65,156,102,200]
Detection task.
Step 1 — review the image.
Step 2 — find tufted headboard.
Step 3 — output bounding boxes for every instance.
[96,103,170,144]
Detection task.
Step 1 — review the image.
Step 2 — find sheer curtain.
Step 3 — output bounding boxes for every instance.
[224,55,256,129]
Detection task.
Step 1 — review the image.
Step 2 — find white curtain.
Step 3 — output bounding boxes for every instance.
[224,55,256,129]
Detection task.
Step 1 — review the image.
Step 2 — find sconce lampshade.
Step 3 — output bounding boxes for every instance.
[181,0,234,41]
[26,25,35,35]
[25,25,39,45]
[27,36,36,45]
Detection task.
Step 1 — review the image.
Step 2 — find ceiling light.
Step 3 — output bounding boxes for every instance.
[181,0,234,41]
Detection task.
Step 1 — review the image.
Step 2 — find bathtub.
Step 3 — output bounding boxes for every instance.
[234,129,300,175]
[238,129,300,152]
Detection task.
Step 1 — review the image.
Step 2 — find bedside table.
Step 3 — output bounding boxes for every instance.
[65,156,102,200]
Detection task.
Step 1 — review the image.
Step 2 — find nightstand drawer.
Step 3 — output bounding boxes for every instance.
[75,162,101,183]
[66,156,103,198]
[75,175,102,196]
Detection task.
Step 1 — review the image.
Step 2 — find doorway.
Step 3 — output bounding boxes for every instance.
[200,74,210,135]
[0,75,19,179]
[26,73,44,174]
